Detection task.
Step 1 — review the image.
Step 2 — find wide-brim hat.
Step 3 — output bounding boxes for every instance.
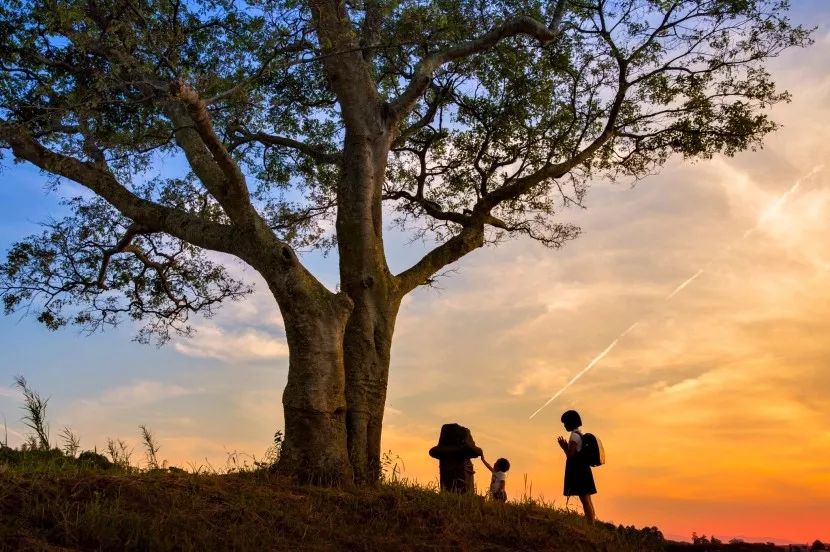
[428,444,483,459]
[428,423,483,459]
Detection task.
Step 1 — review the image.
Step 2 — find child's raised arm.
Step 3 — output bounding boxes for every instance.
[480,454,494,473]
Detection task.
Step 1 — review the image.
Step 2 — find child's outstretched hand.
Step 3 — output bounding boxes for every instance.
[557,436,568,451]
[480,453,493,472]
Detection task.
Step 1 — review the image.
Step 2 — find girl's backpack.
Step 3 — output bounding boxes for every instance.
[580,433,605,467]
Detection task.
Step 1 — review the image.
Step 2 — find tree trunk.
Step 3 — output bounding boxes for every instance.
[343,294,400,483]
[306,0,403,486]
[336,123,397,484]
[269,271,355,485]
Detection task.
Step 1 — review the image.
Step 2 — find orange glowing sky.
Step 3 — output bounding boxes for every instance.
[2,2,830,545]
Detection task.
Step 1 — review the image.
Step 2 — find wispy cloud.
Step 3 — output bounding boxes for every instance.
[82,380,206,409]
[174,324,288,362]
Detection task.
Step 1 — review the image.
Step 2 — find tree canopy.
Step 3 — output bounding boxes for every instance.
[0,0,812,482]
[0,0,810,341]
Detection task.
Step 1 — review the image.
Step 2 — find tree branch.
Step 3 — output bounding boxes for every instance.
[392,83,449,147]
[359,0,383,63]
[205,39,314,105]
[1,126,239,255]
[96,224,149,289]
[382,190,470,225]
[389,4,568,123]
[119,243,181,305]
[308,0,381,130]
[169,80,255,224]
[480,64,629,209]
[395,223,485,295]
[231,128,343,165]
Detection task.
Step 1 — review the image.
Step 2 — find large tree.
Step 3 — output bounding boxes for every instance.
[0,0,810,484]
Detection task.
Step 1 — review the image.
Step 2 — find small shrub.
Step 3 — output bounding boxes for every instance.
[380,449,405,483]
[78,450,113,470]
[257,430,283,471]
[0,445,20,466]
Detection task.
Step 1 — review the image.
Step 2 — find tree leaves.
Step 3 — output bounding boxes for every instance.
[0,0,812,335]
[0,196,251,344]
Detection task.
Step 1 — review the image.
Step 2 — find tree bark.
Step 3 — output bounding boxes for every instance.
[250,245,355,484]
[336,121,399,483]
[343,293,400,483]
[275,287,355,484]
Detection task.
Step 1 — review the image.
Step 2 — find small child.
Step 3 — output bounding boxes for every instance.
[480,454,510,502]
[557,409,597,522]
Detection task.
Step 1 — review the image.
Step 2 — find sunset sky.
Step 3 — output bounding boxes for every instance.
[1,1,829,545]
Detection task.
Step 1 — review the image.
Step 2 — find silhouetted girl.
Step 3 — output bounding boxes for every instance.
[557,409,596,522]
[480,454,510,502]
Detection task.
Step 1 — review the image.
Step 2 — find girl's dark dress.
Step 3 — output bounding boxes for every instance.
[563,432,597,496]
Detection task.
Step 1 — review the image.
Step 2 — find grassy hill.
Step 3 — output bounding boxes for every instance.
[0,448,665,551]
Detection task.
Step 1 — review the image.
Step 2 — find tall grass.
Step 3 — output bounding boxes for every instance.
[14,375,50,450]
[60,426,81,457]
[139,425,162,470]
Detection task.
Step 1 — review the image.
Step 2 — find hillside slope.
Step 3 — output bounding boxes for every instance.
[0,468,665,551]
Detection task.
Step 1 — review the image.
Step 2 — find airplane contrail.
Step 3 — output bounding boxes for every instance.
[528,338,621,420]
[743,181,800,238]
[666,269,704,300]
[527,165,823,420]
[527,321,641,419]
[620,321,639,337]
[670,167,821,298]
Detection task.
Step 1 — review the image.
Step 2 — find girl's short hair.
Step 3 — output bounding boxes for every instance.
[561,410,582,431]
[494,458,510,472]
